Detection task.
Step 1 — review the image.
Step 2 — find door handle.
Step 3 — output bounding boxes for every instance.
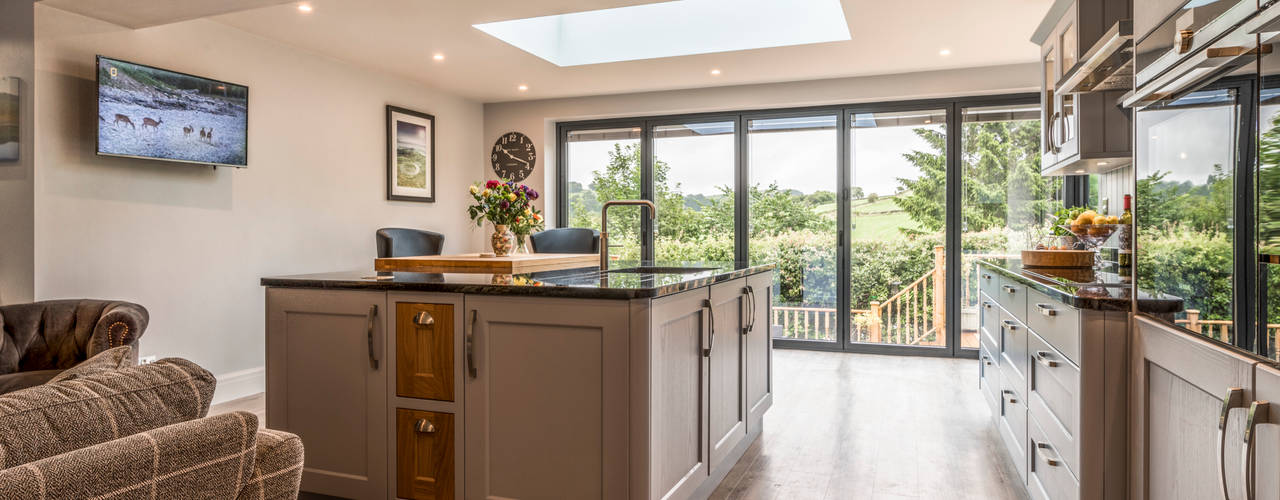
[1035,442,1061,467]
[1219,388,1246,500]
[1001,285,1018,294]
[1035,303,1057,317]
[1243,401,1270,500]
[983,301,994,310]
[414,418,436,434]
[1001,320,1018,331]
[366,304,379,370]
[742,286,756,335]
[1034,351,1058,368]
[466,310,478,379]
[703,299,715,357]
[413,310,435,326]
[981,355,993,366]
[1001,389,1018,404]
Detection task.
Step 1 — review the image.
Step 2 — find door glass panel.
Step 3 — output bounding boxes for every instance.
[847,109,948,348]
[747,115,838,342]
[961,104,1060,350]
[1136,88,1238,343]
[652,121,736,263]
[564,126,642,262]
[1260,64,1280,358]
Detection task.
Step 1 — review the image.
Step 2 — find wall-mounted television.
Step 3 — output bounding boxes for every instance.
[96,56,248,168]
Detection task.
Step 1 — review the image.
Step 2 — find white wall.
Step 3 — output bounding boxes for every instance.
[35,5,485,403]
[0,0,35,304]
[482,62,1040,223]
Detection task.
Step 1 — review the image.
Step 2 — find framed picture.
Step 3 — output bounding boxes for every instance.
[0,77,18,163]
[386,105,435,202]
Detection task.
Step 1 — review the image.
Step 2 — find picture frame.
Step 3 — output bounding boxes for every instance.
[386,105,435,202]
[0,77,19,163]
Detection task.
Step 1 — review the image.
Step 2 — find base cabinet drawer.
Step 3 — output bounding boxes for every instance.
[979,268,1000,297]
[397,409,455,500]
[980,344,1000,419]
[996,277,1027,320]
[999,311,1029,393]
[998,380,1028,482]
[396,303,456,401]
[1027,332,1080,473]
[1028,416,1079,500]
[1025,289,1080,365]
[979,294,1000,352]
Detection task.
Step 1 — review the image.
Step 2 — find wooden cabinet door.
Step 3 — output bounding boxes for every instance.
[265,288,387,499]
[649,289,710,500]
[708,278,747,475]
[745,271,773,428]
[1132,315,1257,500]
[397,409,455,500]
[1250,364,1280,500]
[396,303,455,401]
[463,296,630,500]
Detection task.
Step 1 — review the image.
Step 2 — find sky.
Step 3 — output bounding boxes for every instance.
[566,125,936,198]
[1137,103,1236,184]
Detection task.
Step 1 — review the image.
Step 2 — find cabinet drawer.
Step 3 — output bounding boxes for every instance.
[1028,332,1080,475]
[979,267,1001,297]
[979,343,1000,419]
[396,303,455,401]
[998,378,1028,483]
[996,277,1027,321]
[396,409,455,500]
[979,294,1000,354]
[1025,289,1081,365]
[1028,415,1080,500]
[999,311,1029,394]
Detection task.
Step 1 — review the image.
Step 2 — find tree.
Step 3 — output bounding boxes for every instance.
[895,120,1054,233]
[851,187,865,200]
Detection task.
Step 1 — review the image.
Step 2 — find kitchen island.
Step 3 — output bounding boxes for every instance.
[261,262,775,500]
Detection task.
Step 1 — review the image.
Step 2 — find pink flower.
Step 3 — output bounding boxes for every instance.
[485,180,500,189]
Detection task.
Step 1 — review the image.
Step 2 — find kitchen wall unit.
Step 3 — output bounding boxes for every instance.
[263,265,773,499]
[977,261,1134,500]
[1033,0,1134,176]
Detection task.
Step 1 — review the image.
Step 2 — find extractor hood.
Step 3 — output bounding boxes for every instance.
[1057,20,1134,94]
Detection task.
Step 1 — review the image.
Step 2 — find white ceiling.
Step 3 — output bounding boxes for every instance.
[48,0,1057,103]
[39,0,296,29]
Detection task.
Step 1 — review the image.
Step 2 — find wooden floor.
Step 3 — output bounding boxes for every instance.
[710,350,1027,500]
[211,350,1026,500]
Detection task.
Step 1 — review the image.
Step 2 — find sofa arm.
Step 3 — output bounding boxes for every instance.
[0,411,257,499]
[89,301,149,358]
[237,428,305,500]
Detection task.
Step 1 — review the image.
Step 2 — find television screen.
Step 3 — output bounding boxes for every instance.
[97,56,248,167]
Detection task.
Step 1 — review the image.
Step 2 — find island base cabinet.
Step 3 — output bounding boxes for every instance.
[265,288,388,499]
[463,296,630,500]
[744,272,773,431]
[649,289,711,500]
[396,409,455,500]
[708,279,748,475]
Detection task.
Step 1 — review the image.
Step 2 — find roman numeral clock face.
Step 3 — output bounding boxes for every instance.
[490,132,536,182]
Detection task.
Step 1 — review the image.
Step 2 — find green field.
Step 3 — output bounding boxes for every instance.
[811,194,921,240]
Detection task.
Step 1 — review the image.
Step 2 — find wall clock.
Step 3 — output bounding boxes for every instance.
[491,131,535,182]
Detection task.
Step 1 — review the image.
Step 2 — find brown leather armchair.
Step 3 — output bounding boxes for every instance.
[0,299,148,394]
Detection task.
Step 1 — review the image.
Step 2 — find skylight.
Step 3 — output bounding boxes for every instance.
[473,0,851,67]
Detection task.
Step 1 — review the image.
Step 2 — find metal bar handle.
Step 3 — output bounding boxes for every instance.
[982,301,994,310]
[1035,351,1059,368]
[1035,442,1061,467]
[1001,320,1018,331]
[366,304,379,370]
[1243,401,1270,500]
[466,310,478,379]
[746,286,757,333]
[1001,285,1017,294]
[981,273,993,281]
[1001,389,1018,404]
[1219,387,1246,500]
[1035,303,1057,317]
[703,299,715,357]
[981,355,993,366]
[741,286,753,335]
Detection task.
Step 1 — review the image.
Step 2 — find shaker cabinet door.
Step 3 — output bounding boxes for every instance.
[649,289,711,500]
[1249,364,1280,500]
[1132,316,1257,500]
[463,296,630,500]
[708,278,748,475]
[265,288,388,500]
[745,271,773,427]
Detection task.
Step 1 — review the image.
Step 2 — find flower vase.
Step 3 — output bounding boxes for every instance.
[491,224,516,256]
[516,234,532,254]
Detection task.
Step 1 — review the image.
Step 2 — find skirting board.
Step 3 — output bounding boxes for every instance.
[211,366,265,405]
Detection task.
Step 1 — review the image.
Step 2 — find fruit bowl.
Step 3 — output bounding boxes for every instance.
[1059,224,1130,247]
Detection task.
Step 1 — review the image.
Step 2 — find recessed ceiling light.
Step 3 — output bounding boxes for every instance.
[1098,161,1109,166]
[433,53,445,61]
[710,69,721,76]
[517,84,529,91]
[297,3,313,13]
[1179,152,1187,159]
[939,48,951,56]
[1075,169,1086,173]
[473,0,850,67]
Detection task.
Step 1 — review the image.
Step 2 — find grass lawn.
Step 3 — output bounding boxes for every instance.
[851,211,921,240]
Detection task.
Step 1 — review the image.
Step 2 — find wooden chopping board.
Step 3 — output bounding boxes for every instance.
[375,253,599,274]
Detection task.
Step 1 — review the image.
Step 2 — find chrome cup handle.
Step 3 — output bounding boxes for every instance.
[1219,388,1246,500]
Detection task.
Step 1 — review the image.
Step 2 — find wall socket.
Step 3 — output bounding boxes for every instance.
[139,355,157,365]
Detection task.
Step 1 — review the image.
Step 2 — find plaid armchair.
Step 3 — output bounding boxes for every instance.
[0,354,304,499]
[0,299,149,394]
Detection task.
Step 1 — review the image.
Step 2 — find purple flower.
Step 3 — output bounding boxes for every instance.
[528,189,539,200]
[499,200,510,209]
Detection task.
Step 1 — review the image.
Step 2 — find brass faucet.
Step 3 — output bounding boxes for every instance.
[600,199,656,270]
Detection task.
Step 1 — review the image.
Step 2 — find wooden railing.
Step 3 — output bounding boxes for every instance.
[1175,309,1280,344]
[772,246,1014,345]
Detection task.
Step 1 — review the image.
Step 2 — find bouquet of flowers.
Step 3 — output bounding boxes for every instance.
[467,179,543,255]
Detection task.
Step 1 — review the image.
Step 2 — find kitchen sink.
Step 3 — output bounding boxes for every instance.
[606,266,719,274]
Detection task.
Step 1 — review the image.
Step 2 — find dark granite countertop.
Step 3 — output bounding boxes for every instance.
[261,261,775,300]
[977,258,1183,314]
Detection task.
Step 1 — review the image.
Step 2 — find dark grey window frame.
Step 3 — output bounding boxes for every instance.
[556,92,1045,358]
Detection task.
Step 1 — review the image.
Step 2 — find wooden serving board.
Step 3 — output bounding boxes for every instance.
[375,253,599,274]
[1020,249,1093,268]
